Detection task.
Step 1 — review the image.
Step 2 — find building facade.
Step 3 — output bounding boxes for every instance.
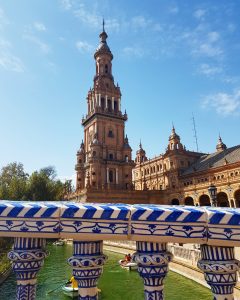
[133,128,240,208]
[75,25,135,193]
[73,24,240,207]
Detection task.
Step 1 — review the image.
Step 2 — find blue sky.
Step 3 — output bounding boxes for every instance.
[0,0,240,183]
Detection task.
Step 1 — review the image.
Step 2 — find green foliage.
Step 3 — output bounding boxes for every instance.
[0,163,65,201]
[0,162,28,200]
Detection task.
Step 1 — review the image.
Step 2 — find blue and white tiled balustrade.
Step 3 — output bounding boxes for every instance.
[1,201,240,300]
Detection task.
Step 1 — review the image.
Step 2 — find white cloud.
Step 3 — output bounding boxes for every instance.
[227,23,236,33]
[195,43,223,57]
[169,5,179,14]
[208,31,219,43]
[198,63,222,77]
[0,38,24,72]
[0,52,24,72]
[23,35,51,54]
[131,16,151,29]
[76,40,93,53]
[34,22,46,32]
[60,0,72,10]
[123,46,144,58]
[194,9,206,20]
[0,7,9,29]
[74,3,100,28]
[202,89,240,116]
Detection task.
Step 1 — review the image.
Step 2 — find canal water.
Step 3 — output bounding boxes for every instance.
[0,243,212,300]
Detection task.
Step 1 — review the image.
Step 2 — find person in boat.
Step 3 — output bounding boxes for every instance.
[120,253,132,265]
[126,253,131,262]
[66,276,78,289]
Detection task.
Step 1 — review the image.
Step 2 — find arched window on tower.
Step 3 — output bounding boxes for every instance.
[101,97,105,109]
[105,64,108,74]
[107,99,112,111]
[109,170,113,183]
[114,100,118,112]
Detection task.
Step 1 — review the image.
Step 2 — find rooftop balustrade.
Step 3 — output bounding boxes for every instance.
[1,200,240,300]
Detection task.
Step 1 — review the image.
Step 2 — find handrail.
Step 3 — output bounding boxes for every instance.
[1,200,240,300]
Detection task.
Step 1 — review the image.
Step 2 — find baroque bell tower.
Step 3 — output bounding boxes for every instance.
[75,21,135,192]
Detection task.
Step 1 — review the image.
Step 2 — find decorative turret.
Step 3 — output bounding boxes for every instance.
[168,126,184,151]
[94,20,113,60]
[76,20,134,192]
[75,140,85,191]
[216,135,227,152]
[135,141,147,164]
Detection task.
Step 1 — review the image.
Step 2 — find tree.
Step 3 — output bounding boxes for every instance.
[0,162,28,200]
[27,166,65,201]
[0,163,65,201]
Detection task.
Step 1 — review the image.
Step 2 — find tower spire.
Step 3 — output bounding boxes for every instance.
[102,18,105,32]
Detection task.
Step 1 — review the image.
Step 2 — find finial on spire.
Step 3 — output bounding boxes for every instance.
[218,133,222,142]
[102,18,105,32]
[139,139,142,149]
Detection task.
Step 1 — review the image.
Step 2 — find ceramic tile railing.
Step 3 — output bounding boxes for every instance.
[1,201,240,300]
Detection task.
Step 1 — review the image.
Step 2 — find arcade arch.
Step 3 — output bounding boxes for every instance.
[184,197,194,206]
[171,198,180,205]
[217,192,229,207]
[199,194,211,206]
[234,189,240,208]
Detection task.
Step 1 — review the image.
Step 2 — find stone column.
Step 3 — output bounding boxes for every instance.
[133,242,173,300]
[116,168,119,184]
[98,94,101,107]
[105,95,108,109]
[198,245,240,300]
[8,237,48,300]
[68,241,107,300]
[106,167,109,184]
[119,98,121,111]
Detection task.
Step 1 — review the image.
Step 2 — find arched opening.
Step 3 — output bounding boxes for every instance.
[171,198,179,205]
[125,155,129,162]
[234,190,240,208]
[105,64,108,74]
[114,100,118,112]
[109,170,113,183]
[199,194,211,206]
[217,192,229,207]
[107,99,112,111]
[101,97,105,109]
[185,197,194,206]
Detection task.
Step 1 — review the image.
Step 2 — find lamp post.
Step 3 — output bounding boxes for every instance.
[208,185,217,207]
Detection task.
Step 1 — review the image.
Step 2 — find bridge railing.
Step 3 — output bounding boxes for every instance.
[0,200,240,300]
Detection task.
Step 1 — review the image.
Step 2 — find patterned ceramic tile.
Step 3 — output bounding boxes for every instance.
[0,201,61,238]
[1,201,240,246]
[59,203,131,239]
[130,204,208,243]
[205,207,240,246]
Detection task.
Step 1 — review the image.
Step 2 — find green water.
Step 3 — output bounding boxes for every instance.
[0,244,212,300]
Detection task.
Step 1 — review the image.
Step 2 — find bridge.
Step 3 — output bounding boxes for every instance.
[0,200,240,300]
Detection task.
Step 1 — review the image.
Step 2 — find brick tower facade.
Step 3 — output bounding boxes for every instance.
[75,22,135,192]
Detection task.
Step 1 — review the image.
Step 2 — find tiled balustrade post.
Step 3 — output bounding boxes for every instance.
[68,240,107,300]
[8,237,48,300]
[133,242,173,300]
[198,245,240,300]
